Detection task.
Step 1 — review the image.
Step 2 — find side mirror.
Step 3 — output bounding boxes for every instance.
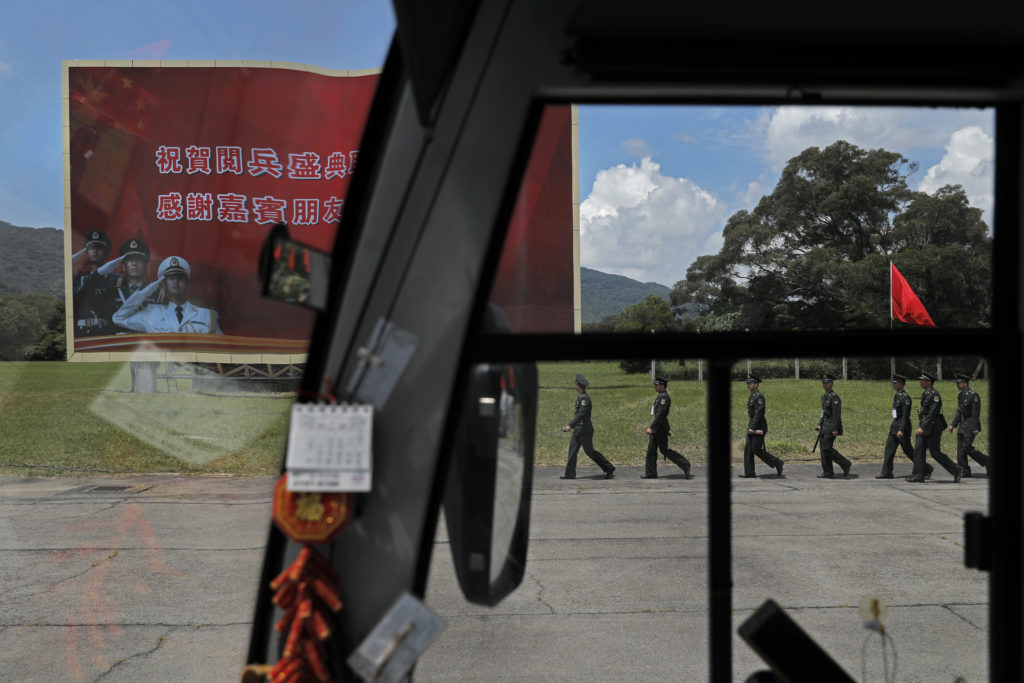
[444,362,537,606]
[258,223,331,311]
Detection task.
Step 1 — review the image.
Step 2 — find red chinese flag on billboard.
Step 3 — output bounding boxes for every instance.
[891,262,936,328]
[65,63,379,358]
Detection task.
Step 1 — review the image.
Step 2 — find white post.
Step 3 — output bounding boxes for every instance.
[794,358,800,380]
[842,357,848,380]
[650,329,655,378]
[698,359,704,381]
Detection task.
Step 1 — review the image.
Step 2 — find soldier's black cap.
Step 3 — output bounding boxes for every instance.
[573,373,589,388]
[653,375,669,385]
[821,372,836,383]
[84,230,111,251]
[119,238,150,260]
[745,374,761,384]
[954,372,972,383]
[919,371,937,382]
[891,373,907,383]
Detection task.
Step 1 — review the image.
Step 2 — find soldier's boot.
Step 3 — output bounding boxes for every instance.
[954,465,963,483]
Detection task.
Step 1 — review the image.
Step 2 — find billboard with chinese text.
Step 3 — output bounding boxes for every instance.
[64,63,577,362]
[64,61,379,361]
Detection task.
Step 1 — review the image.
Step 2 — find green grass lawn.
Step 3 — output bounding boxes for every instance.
[535,360,989,468]
[0,362,292,476]
[0,360,989,476]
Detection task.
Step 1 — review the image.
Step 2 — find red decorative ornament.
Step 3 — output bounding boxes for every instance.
[266,475,351,682]
[272,475,352,544]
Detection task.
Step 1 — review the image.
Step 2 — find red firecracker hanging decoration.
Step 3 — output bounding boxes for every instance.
[267,474,352,683]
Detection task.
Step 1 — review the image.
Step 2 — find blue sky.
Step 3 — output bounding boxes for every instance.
[2,2,995,288]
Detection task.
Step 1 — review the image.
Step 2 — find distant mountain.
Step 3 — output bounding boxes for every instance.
[581,267,672,323]
[0,221,65,299]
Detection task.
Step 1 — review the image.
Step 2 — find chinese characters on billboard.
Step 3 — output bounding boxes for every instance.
[64,62,378,359]
[65,63,576,361]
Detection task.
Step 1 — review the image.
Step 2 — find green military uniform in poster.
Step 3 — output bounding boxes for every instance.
[560,374,615,480]
[949,372,990,477]
[908,371,962,483]
[877,373,933,480]
[815,373,851,478]
[740,374,783,478]
[642,376,692,479]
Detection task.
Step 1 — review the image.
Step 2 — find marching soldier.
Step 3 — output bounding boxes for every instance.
[816,373,851,478]
[740,374,783,478]
[949,372,990,477]
[642,375,692,479]
[560,374,615,480]
[877,373,933,480]
[113,256,223,334]
[908,371,961,483]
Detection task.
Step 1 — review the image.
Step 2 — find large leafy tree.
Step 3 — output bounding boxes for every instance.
[671,141,991,330]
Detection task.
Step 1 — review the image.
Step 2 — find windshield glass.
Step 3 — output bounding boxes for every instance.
[0,2,393,680]
[488,104,994,335]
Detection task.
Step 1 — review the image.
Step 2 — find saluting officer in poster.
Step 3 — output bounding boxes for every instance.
[72,230,120,336]
[642,375,692,479]
[877,373,933,480]
[815,373,851,478]
[560,374,615,480]
[949,372,990,477]
[908,371,961,483]
[113,256,223,334]
[740,373,784,478]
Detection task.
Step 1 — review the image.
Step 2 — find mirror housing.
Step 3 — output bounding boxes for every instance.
[444,362,537,606]
[258,222,331,311]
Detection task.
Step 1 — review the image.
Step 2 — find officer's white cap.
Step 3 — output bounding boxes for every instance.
[158,256,191,279]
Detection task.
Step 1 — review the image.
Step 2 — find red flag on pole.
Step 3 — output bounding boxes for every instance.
[890,262,936,328]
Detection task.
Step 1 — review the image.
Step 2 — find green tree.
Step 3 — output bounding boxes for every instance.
[670,141,991,330]
[614,295,681,334]
[0,293,64,360]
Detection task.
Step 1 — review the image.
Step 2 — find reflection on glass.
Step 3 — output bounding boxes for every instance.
[265,239,332,311]
[731,358,988,680]
[489,104,994,334]
[491,372,526,584]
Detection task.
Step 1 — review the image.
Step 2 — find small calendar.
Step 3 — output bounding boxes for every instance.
[286,403,373,492]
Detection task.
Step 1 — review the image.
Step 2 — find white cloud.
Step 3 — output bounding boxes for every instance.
[0,62,13,76]
[759,106,992,173]
[580,157,728,286]
[917,125,994,227]
[621,137,653,158]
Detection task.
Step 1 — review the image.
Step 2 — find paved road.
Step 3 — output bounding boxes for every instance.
[0,463,988,682]
[419,463,989,683]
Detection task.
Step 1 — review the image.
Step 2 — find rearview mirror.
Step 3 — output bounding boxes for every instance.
[258,223,331,311]
[444,362,537,606]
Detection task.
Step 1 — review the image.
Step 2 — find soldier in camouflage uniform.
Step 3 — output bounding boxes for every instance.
[560,374,615,480]
[948,372,990,477]
[877,373,933,480]
[739,373,783,478]
[908,371,961,483]
[642,376,692,479]
[816,373,851,478]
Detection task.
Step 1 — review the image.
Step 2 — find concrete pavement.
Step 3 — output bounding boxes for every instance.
[0,463,988,681]
[419,463,989,682]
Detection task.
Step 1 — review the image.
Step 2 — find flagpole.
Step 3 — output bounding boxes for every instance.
[889,261,895,376]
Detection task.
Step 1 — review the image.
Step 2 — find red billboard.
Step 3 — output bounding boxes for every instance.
[64,62,378,359]
[64,64,576,361]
